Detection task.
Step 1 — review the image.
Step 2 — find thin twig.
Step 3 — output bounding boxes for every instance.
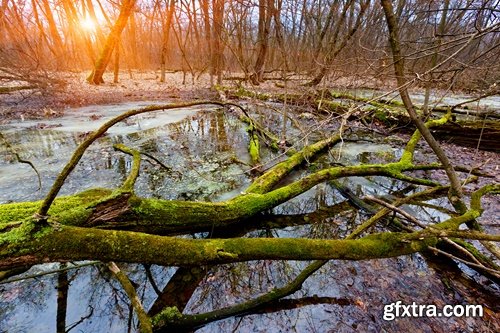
[365,195,427,228]
[428,246,500,277]
[0,132,41,191]
[0,261,100,285]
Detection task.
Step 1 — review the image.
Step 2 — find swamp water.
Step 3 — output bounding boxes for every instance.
[0,102,498,332]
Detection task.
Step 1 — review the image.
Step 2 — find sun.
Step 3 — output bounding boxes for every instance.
[80,17,96,31]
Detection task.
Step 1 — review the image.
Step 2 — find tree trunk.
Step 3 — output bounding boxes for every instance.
[160,0,176,83]
[306,0,369,86]
[211,0,225,84]
[250,0,273,85]
[200,0,212,82]
[113,41,120,83]
[380,0,463,203]
[39,0,65,68]
[422,0,449,116]
[87,0,137,85]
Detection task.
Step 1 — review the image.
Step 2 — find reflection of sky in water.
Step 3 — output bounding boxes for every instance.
[0,101,497,332]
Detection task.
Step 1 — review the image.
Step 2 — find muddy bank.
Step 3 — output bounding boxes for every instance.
[0,71,217,122]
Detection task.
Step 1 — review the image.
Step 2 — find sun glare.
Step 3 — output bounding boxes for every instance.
[80,17,96,31]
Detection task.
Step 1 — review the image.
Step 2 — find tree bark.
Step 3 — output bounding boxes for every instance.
[159,0,176,83]
[380,0,464,204]
[200,0,212,80]
[87,0,137,84]
[211,0,225,84]
[250,0,273,85]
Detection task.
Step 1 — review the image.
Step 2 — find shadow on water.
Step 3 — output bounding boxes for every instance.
[0,101,498,332]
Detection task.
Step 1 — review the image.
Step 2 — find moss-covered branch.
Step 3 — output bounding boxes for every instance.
[247,123,261,165]
[240,115,280,151]
[114,144,142,191]
[0,225,438,270]
[425,229,500,242]
[152,258,326,330]
[3,184,493,270]
[3,158,437,237]
[246,133,342,194]
[108,262,153,333]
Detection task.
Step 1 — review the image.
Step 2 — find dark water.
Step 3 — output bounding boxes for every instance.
[0,102,498,332]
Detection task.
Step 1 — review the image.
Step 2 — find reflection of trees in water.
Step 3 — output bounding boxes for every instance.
[4,261,352,333]
[49,264,138,332]
[168,111,242,155]
[56,265,68,333]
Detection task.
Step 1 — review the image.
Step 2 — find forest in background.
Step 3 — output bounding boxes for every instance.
[1,0,499,91]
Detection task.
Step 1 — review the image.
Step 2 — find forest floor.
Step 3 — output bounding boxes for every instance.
[0,71,217,121]
[0,71,394,121]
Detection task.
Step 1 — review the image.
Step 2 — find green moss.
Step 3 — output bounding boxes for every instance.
[379,98,405,107]
[317,99,348,113]
[232,86,270,101]
[0,189,113,254]
[0,189,110,225]
[113,144,141,191]
[50,189,112,225]
[0,86,34,93]
[131,195,241,229]
[374,109,390,124]
[0,216,54,254]
[328,91,365,101]
[0,202,39,224]
[152,306,183,327]
[451,239,500,270]
[0,218,35,246]
[246,134,341,194]
[248,126,260,164]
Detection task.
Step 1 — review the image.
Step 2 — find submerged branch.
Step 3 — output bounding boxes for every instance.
[114,144,142,191]
[108,262,153,333]
[0,226,438,270]
[153,259,326,330]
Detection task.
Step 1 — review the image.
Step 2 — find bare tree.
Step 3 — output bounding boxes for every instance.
[211,0,225,84]
[250,0,273,84]
[87,0,137,84]
[159,0,176,82]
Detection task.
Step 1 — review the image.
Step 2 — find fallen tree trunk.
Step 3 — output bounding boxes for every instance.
[2,205,497,270]
[220,85,500,151]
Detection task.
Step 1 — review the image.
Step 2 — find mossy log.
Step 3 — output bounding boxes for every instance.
[1,156,496,271]
[429,120,500,151]
[0,160,427,237]
[221,86,500,151]
[247,123,261,165]
[0,85,36,94]
[1,187,496,272]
